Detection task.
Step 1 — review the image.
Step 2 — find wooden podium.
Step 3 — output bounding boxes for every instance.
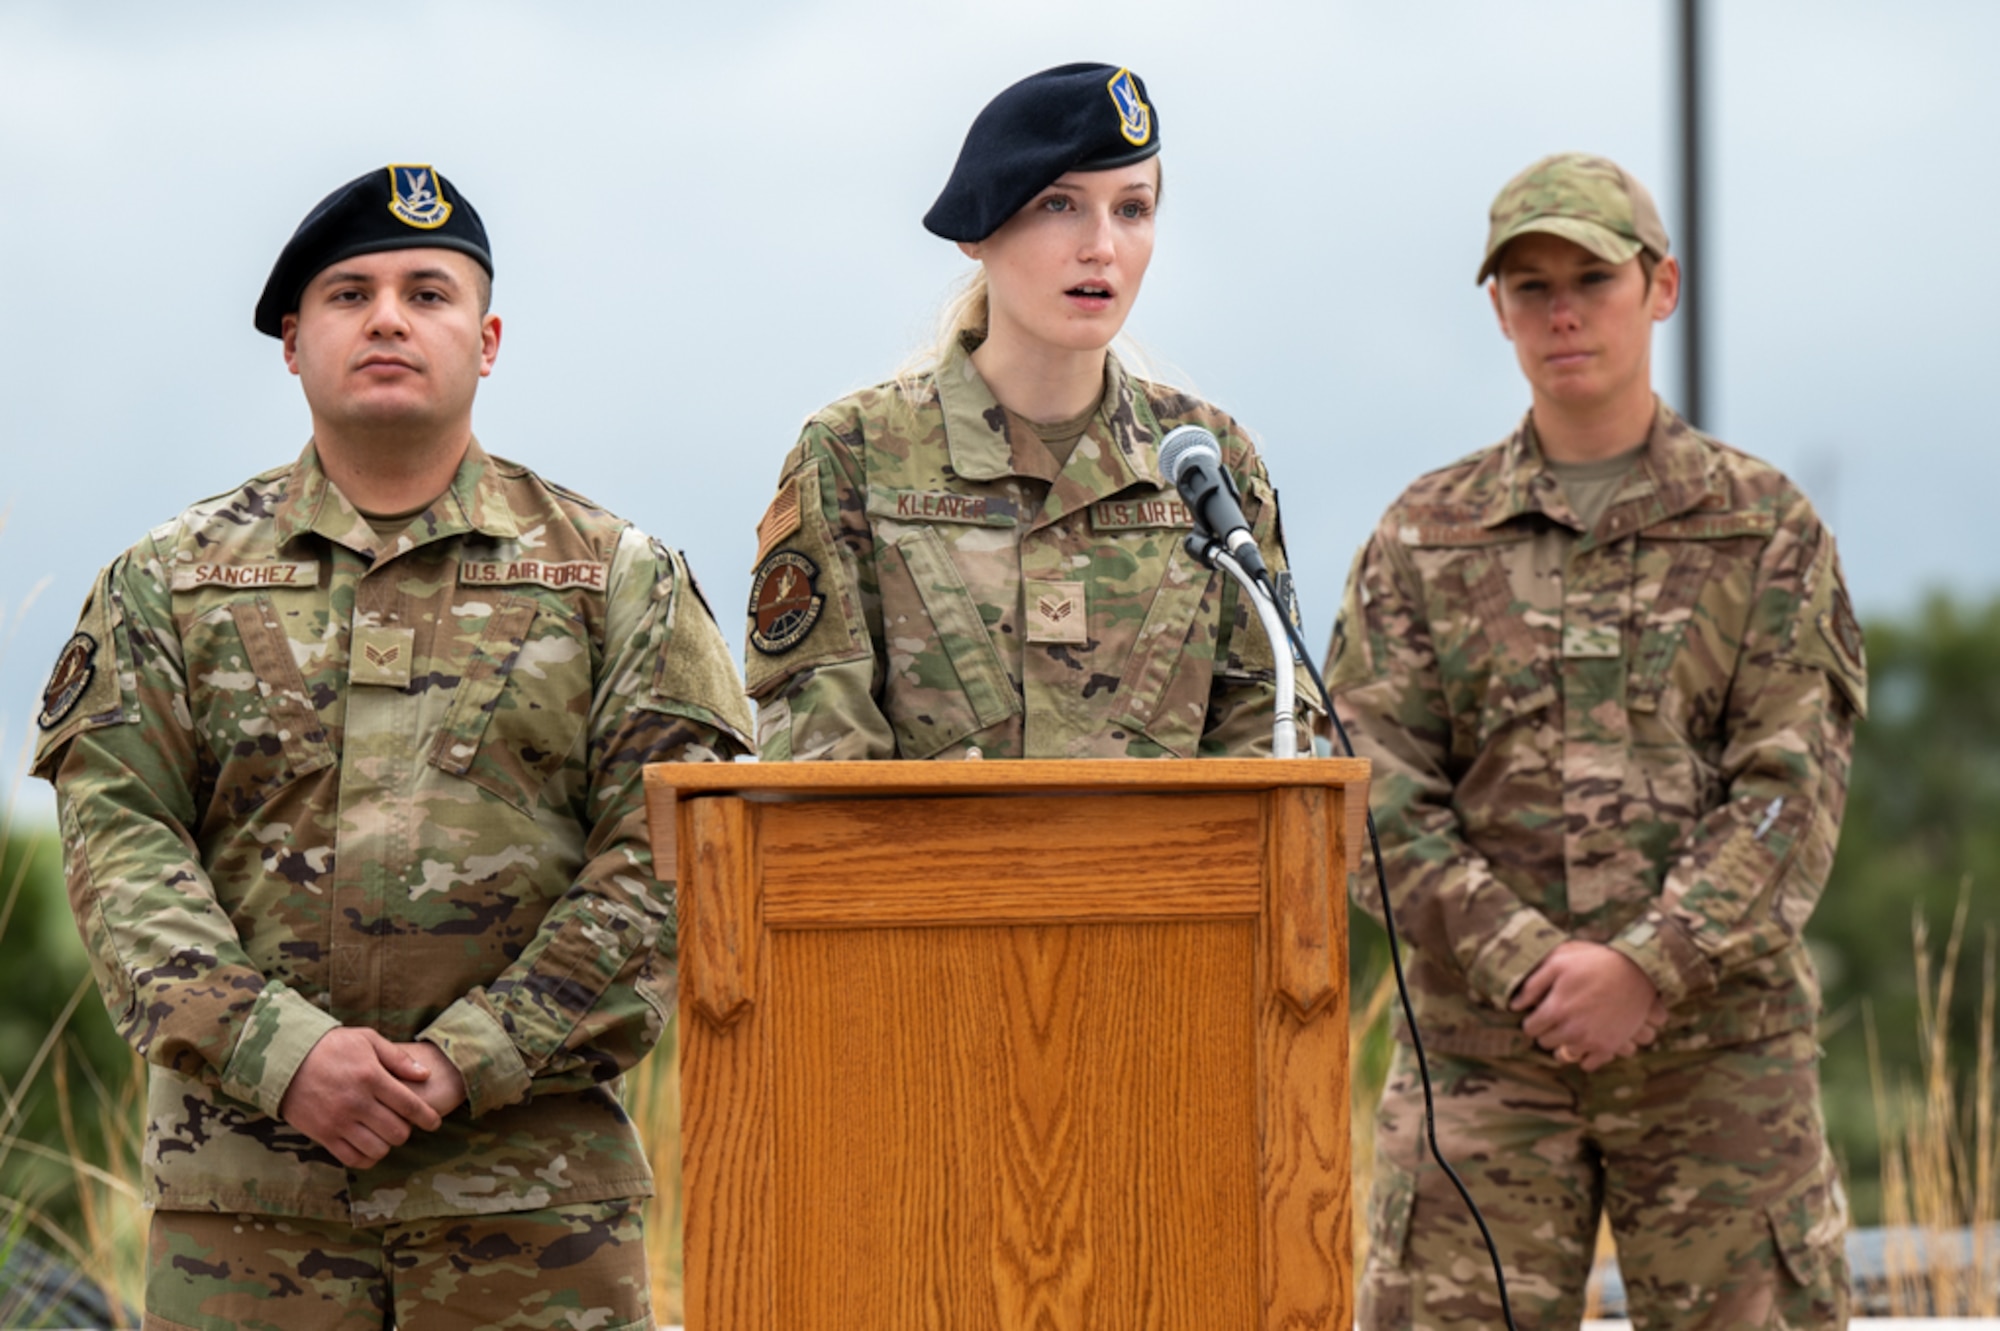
[642,758,1369,1331]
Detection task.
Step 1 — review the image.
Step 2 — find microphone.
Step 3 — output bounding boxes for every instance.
[1157,425,1269,581]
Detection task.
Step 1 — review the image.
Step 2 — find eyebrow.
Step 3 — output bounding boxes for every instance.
[314,265,463,288]
[1045,178,1156,194]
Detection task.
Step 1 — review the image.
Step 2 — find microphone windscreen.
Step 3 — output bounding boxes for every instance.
[1158,425,1222,486]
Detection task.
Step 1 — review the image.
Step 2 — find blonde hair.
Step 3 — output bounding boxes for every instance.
[894,267,991,402]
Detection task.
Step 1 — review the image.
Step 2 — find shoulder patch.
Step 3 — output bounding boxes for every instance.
[742,451,871,697]
[756,477,802,561]
[1785,533,1868,719]
[1274,570,1302,634]
[1323,543,1376,694]
[648,547,753,748]
[1816,587,1868,710]
[38,632,99,731]
[677,548,717,621]
[747,551,825,656]
[32,573,132,780]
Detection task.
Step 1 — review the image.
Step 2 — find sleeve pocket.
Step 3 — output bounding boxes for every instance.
[1767,1151,1847,1289]
[1363,1157,1417,1274]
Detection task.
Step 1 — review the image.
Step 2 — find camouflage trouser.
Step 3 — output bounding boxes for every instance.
[143,1198,653,1331]
[1359,1029,1849,1330]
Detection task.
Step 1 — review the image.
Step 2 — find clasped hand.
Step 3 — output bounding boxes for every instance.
[1510,941,1668,1072]
[277,1028,469,1170]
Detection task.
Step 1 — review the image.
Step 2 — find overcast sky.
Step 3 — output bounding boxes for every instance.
[3,0,1995,813]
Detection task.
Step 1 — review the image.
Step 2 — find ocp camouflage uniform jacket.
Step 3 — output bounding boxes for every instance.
[31,441,753,1224]
[1326,403,1867,1056]
[746,341,1316,759]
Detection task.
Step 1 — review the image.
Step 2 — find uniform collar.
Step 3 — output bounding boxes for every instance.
[1485,398,1720,539]
[272,437,522,553]
[937,337,1165,521]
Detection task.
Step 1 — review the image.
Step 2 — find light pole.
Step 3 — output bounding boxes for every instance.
[1677,0,1706,429]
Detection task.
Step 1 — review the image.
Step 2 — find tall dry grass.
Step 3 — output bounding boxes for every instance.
[0,793,144,1314]
[1348,963,1399,1272]
[629,1020,685,1325]
[0,525,147,1324]
[1865,880,2000,1316]
[0,1040,148,1326]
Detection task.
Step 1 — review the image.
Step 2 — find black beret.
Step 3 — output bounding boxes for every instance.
[254,165,492,337]
[924,63,1161,244]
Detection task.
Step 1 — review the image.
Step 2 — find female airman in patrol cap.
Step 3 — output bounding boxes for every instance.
[1327,151,1861,1329]
[746,63,1314,760]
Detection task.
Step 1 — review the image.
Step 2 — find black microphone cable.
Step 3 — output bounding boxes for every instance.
[1163,421,1518,1327]
[1261,575,1522,1331]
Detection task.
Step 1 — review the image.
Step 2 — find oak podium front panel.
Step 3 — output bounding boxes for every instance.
[644,759,1366,1331]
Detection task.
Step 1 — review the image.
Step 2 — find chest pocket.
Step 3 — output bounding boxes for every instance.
[428,593,593,814]
[1627,513,1770,738]
[185,596,337,820]
[1418,537,1558,756]
[875,527,1021,758]
[1109,537,1216,757]
[1627,540,1718,716]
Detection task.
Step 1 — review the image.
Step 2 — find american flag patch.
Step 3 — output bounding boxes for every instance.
[757,478,802,560]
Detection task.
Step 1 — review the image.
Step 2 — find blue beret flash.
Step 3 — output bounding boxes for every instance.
[924,63,1161,244]
[254,165,493,337]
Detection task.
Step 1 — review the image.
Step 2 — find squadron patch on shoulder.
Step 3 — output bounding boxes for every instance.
[748,550,825,656]
[387,164,453,230]
[1106,68,1152,147]
[1275,570,1302,633]
[38,632,98,731]
[1819,587,1867,684]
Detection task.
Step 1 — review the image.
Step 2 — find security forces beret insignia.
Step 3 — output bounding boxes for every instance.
[254,164,492,336]
[387,164,453,229]
[38,632,97,731]
[1106,68,1151,146]
[748,550,825,656]
[924,62,1162,243]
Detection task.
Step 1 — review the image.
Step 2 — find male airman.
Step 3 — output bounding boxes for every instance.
[34,164,751,1330]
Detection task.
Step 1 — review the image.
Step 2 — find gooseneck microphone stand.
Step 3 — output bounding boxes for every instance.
[1186,532,1297,758]
[1181,521,1522,1331]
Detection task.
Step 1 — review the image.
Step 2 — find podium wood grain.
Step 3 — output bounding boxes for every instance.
[654,760,1363,1331]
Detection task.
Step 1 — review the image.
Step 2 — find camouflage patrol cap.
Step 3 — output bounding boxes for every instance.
[1477,152,1670,284]
[254,165,492,337]
[924,63,1160,243]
